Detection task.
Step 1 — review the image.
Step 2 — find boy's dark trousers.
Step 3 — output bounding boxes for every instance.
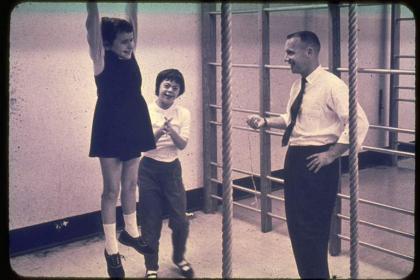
[138,157,189,271]
[284,144,339,279]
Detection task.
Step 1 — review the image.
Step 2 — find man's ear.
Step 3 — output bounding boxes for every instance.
[307,46,314,57]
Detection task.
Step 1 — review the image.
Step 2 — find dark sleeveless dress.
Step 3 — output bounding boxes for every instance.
[89,50,156,161]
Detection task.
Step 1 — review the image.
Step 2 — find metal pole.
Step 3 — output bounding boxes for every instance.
[389,4,401,166]
[328,2,342,256]
[221,2,233,278]
[202,3,218,213]
[258,3,272,233]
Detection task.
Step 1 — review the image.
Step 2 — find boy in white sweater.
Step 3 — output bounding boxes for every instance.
[138,69,193,279]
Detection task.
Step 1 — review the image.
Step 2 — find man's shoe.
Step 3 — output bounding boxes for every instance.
[145,270,158,279]
[104,250,125,278]
[174,260,194,278]
[118,230,154,255]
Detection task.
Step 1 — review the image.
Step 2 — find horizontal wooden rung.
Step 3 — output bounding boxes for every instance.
[396,17,415,21]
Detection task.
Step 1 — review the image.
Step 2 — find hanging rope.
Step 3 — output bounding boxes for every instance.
[247,134,259,207]
[221,2,233,278]
[348,3,360,279]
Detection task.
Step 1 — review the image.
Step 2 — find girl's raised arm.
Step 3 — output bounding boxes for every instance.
[86,2,104,76]
[126,3,138,49]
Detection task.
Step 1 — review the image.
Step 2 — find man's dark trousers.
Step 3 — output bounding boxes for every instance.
[284,144,339,279]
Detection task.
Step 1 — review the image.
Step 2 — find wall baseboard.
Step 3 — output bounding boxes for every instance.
[9,148,413,257]
[9,188,204,258]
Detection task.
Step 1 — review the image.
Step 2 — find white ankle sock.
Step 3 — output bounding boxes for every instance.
[103,223,119,255]
[123,212,140,238]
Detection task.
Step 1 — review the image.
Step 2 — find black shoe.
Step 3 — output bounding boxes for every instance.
[174,260,194,278]
[104,250,125,278]
[118,230,154,255]
[145,270,158,278]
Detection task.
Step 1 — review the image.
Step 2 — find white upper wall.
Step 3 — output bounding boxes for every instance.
[9,3,415,230]
[9,3,203,230]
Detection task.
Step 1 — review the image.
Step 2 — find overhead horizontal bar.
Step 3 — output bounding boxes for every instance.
[264,4,329,12]
[208,3,384,15]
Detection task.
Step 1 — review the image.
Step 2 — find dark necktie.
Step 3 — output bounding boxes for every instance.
[282,78,306,146]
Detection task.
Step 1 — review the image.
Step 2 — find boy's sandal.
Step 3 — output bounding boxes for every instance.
[175,260,194,278]
[145,270,158,278]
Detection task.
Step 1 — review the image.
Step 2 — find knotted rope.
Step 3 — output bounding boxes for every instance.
[221,2,233,278]
[348,3,360,279]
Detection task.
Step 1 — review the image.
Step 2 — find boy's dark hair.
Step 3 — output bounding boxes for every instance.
[287,31,321,54]
[155,69,186,96]
[101,17,134,47]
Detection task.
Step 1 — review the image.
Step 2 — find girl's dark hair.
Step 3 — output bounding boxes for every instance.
[155,69,186,96]
[101,17,134,47]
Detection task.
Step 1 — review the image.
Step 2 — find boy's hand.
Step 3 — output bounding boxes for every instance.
[164,117,175,136]
[164,117,173,125]
[156,117,173,137]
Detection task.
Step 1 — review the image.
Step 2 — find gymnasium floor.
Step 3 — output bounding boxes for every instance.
[9,159,414,278]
